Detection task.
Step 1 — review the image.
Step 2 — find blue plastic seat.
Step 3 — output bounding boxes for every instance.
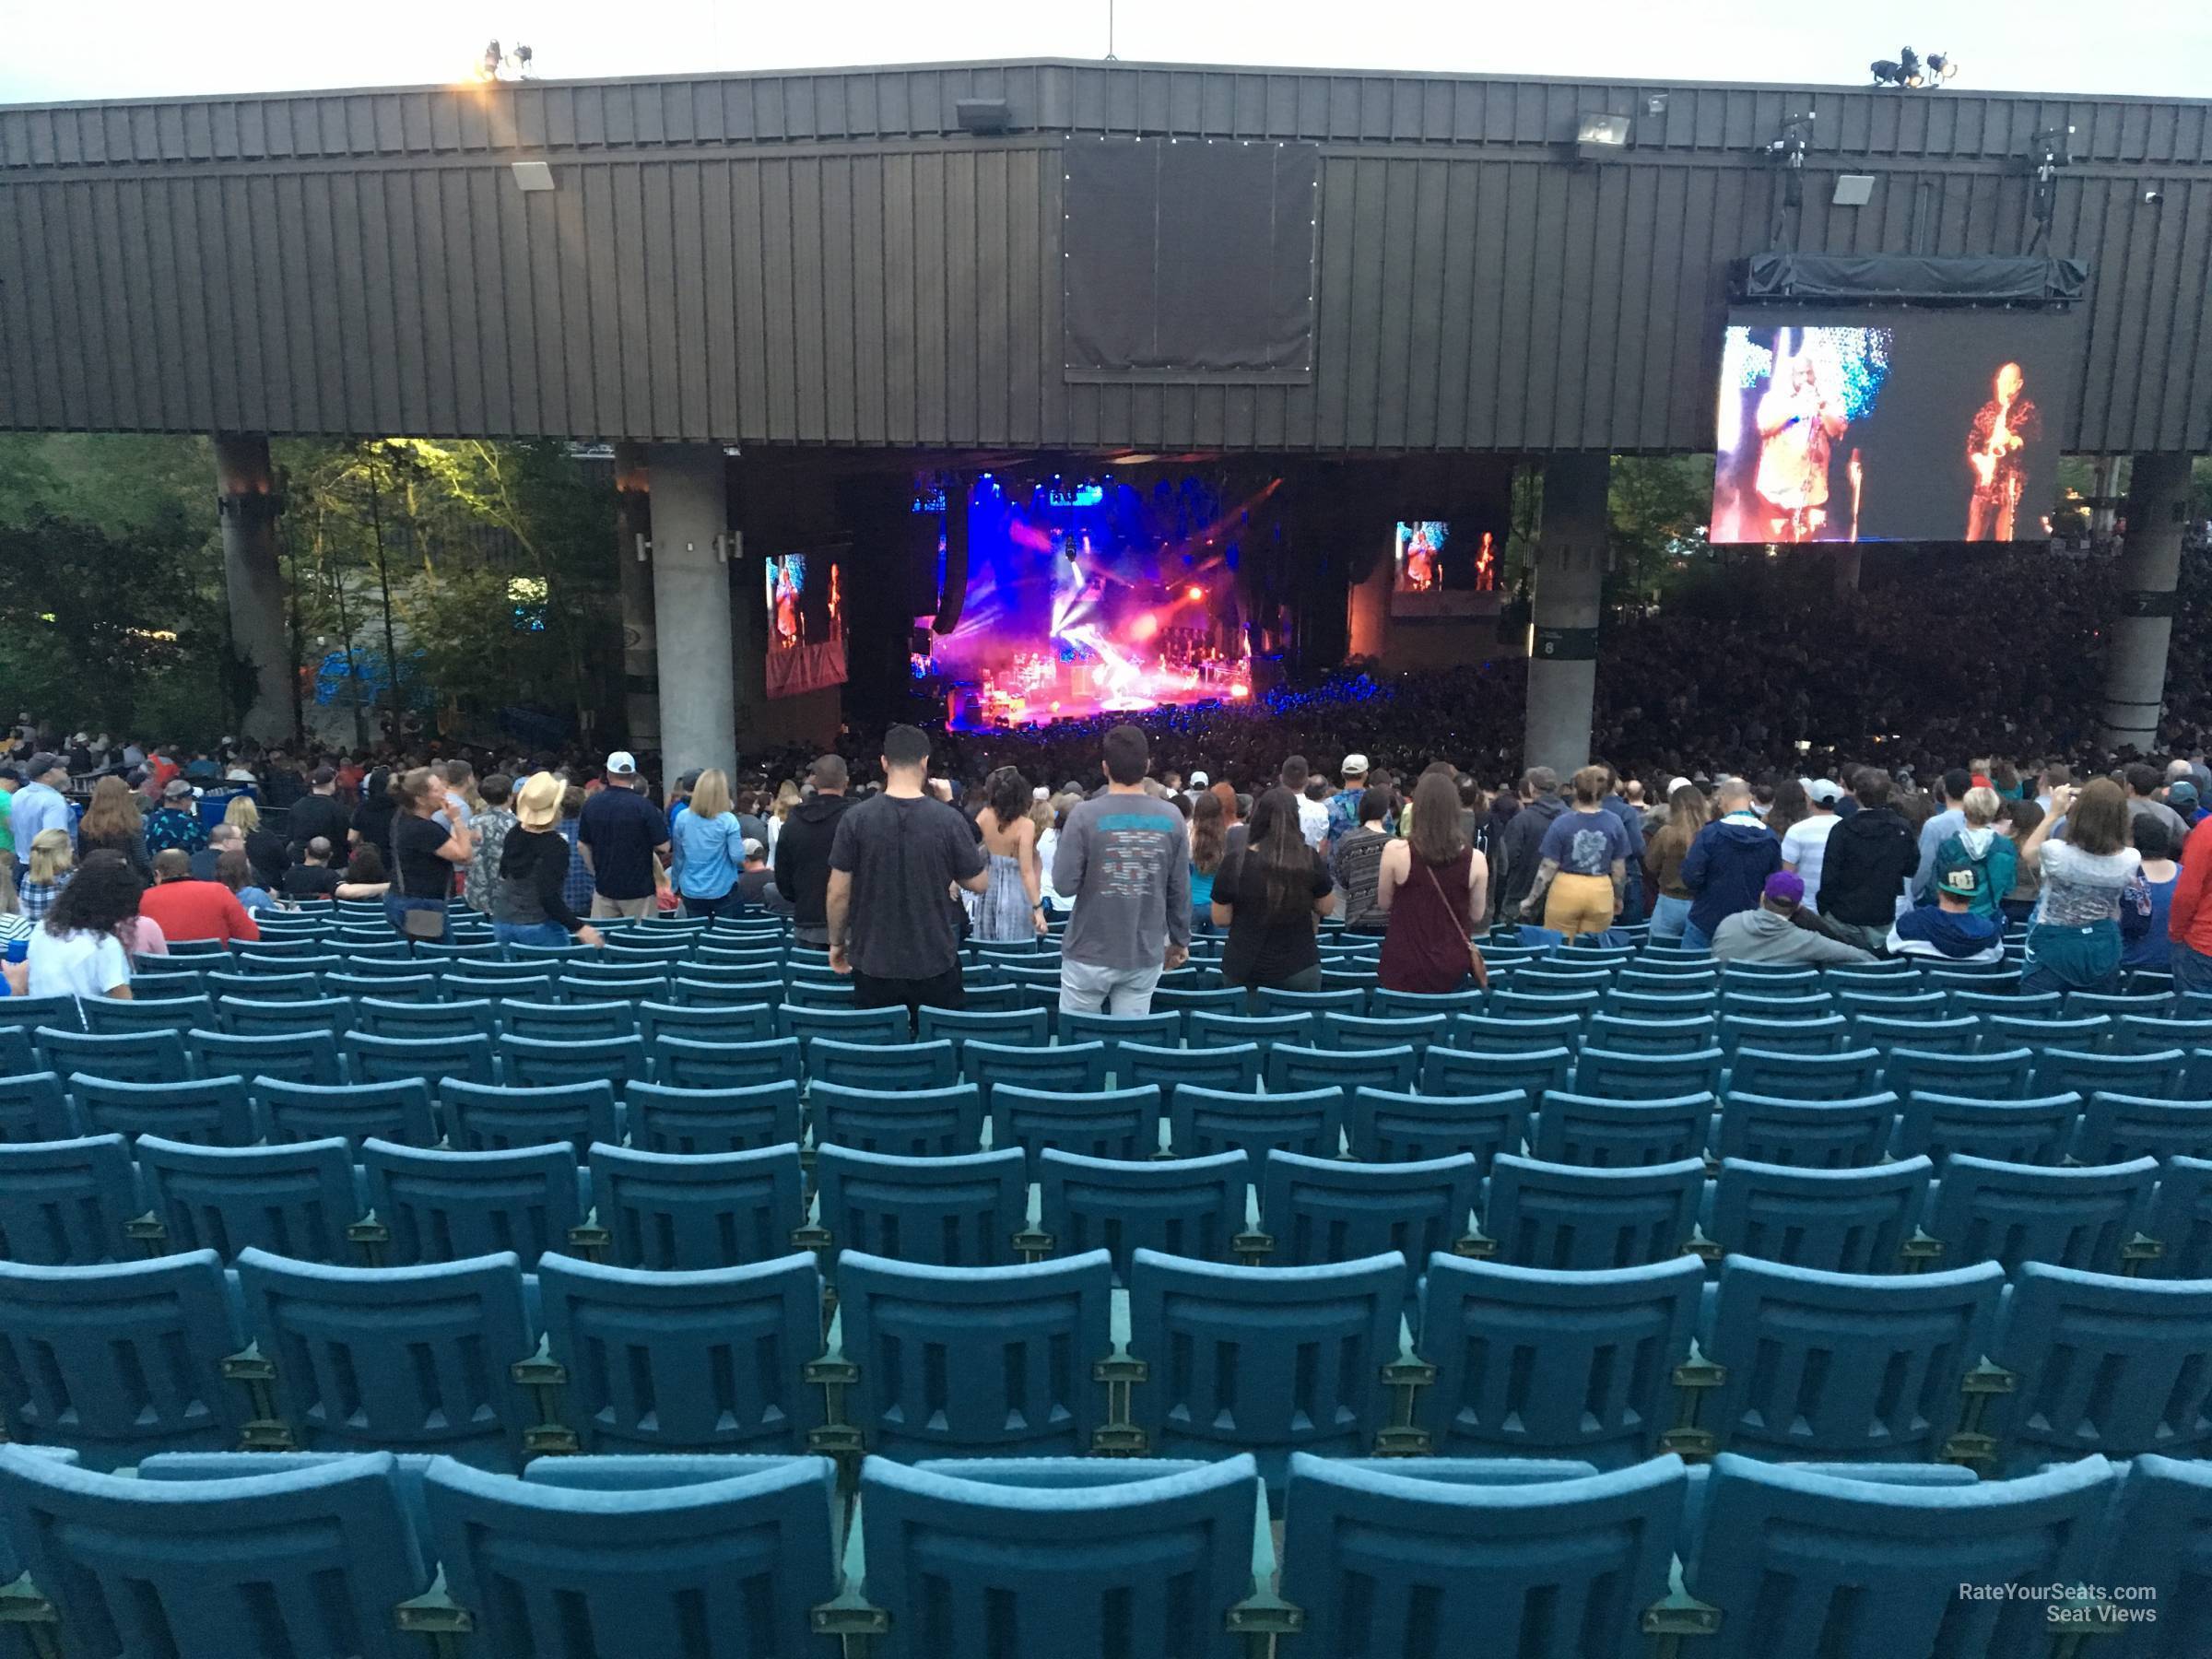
[1112,1039,1261,1102]
[1169,1085,1341,1164]
[1257,1149,1477,1273]
[1881,1044,2033,1100]
[1711,1156,1933,1273]
[1983,1012,2114,1053]
[533,1253,827,1456]
[0,997,79,1034]
[236,1246,535,1466]
[0,1250,245,1466]
[625,1080,803,1155]
[1482,1154,1703,1270]
[500,997,637,1041]
[959,1038,1106,1111]
[780,1004,908,1050]
[210,968,327,1001]
[0,1135,138,1264]
[81,993,214,1036]
[1265,1041,1417,1097]
[1127,1249,1400,1485]
[1834,986,1949,1023]
[1570,1045,1724,1100]
[1713,1091,1895,1168]
[2071,1091,2212,1163]
[1684,1453,2117,1659]
[1344,1086,1526,1170]
[2065,990,2171,1020]
[1450,1014,1584,1054]
[36,1025,185,1085]
[670,975,785,1008]
[1489,988,1602,1026]
[814,1145,1027,1267]
[1317,1013,1450,1058]
[0,1029,34,1081]
[1422,1044,1572,1103]
[0,1074,66,1144]
[1533,1090,1712,1167]
[2033,1045,2186,1100]
[833,1249,1112,1460]
[1607,988,1723,1023]
[499,1032,649,1092]
[1257,987,1369,1022]
[1890,1089,2080,1165]
[442,971,550,1003]
[254,1076,440,1148]
[1724,1045,1882,1100]
[2143,1154,2212,1277]
[587,1142,803,1271]
[1370,988,1484,1018]
[1924,1152,2159,1273]
[1583,1013,1719,1057]
[633,997,780,1047]
[1415,1253,1703,1466]
[185,1026,341,1086]
[1150,986,1246,1027]
[991,1084,1163,1172]
[853,1453,1260,1659]
[1714,1012,1849,1055]
[809,1081,983,1158]
[1701,1255,2003,1462]
[69,1072,258,1144]
[1190,1009,1313,1048]
[215,994,356,1038]
[917,1006,1050,1053]
[1988,1264,2212,1471]
[359,1139,586,1266]
[441,1078,621,1154]
[2101,1453,2212,1650]
[135,1134,360,1262]
[1856,1014,1983,1056]
[341,1031,497,1089]
[559,970,671,1003]
[328,971,439,1001]
[0,1444,431,1658]
[809,1038,960,1094]
[1035,1148,1249,1280]
[653,1035,802,1090]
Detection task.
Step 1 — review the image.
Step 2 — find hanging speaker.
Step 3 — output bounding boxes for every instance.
[933,481,971,634]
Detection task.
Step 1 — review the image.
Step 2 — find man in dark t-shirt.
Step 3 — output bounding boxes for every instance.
[281,837,346,900]
[828,724,989,1027]
[576,751,671,920]
[285,767,353,853]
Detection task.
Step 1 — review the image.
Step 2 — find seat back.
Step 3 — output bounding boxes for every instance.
[2035,1046,2187,1101]
[1715,1013,1848,1055]
[498,1033,648,1092]
[815,1146,1026,1268]
[1713,1092,1895,1168]
[1988,1264,2212,1470]
[990,1085,1162,1173]
[354,995,496,1041]
[1703,1255,2003,1462]
[959,1039,1107,1110]
[855,1454,1259,1659]
[1725,1046,1882,1100]
[441,1078,621,1155]
[0,1251,244,1467]
[1710,1157,1933,1274]
[68,1073,258,1145]
[1281,1453,1686,1659]
[1189,1011,1312,1048]
[624,1080,803,1155]
[0,1444,429,1659]
[1569,1045,1724,1101]
[0,1135,138,1264]
[1113,1040,1260,1102]
[0,1073,66,1146]
[1423,1044,1573,1103]
[215,994,356,1039]
[2146,1154,2212,1278]
[1036,1149,1249,1281]
[589,1143,805,1271]
[836,1249,1112,1460]
[500,998,637,1041]
[1265,1041,1417,1097]
[1320,1012,1450,1055]
[534,1253,827,1456]
[808,1082,984,1159]
[1418,1254,1703,1468]
[1483,1154,1703,1270]
[360,1139,583,1266]
[1532,1091,1712,1168]
[341,1031,497,1089]
[235,1246,535,1465]
[1447,1018,1583,1058]
[1259,1149,1477,1272]
[36,1026,185,1086]
[135,1134,360,1263]
[2103,1453,2212,1648]
[80,993,210,1035]
[1345,1087,1528,1171]
[185,1028,341,1086]
[1169,1086,1342,1165]
[917,1006,1050,1053]
[1584,1013,1719,1056]
[633,998,780,1047]
[2073,1092,2212,1163]
[1891,1090,2080,1165]
[254,1076,439,1148]
[1126,1249,1401,1484]
[1881,1044,2033,1100]
[1685,1454,2117,1659]
[653,1036,803,1090]
[1924,1152,2158,1274]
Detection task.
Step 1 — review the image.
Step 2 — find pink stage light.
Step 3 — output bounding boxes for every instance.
[1185,584,1204,602]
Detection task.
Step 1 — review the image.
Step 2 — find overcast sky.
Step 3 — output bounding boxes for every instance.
[3,0,2206,105]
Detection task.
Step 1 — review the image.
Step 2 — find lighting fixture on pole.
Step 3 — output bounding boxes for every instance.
[472,39,536,82]
[1870,48,1958,88]
[2026,125,2074,253]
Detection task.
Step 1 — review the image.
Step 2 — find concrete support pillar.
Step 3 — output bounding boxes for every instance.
[643,444,736,780]
[2099,453,2194,754]
[213,434,291,743]
[612,443,660,752]
[1523,453,1610,777]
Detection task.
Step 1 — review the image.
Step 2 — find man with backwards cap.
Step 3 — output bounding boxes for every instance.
[1708,871,1876,966]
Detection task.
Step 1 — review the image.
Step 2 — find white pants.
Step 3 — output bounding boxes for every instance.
[1059,959,1164,1017]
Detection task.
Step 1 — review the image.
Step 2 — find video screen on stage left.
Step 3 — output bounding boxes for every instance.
[1711,311,2076,545]
[762,552,848,700]
[1392,520,1498,618]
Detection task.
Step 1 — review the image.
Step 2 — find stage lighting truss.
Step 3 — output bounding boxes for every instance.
[1869,48,1959,89]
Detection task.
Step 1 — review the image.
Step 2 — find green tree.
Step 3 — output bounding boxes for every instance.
[1608,454,1713,606]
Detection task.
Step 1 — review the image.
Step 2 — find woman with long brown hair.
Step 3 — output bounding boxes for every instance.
[969,765,1044,941]
[2018,777,2141,994]
[1642,782,1708,943]
[1375,770,1488,993]
[76,775,150,879]
[1187,788,1230,935]
[1211,786,1335,1003]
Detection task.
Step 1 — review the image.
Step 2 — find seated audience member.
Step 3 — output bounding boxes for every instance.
[281,837,347,900]
[217,848,278,915]
[736,839,779,911]
[138,848,262,944]
[1920,786,2014,917]
[27,853,147,1001]
[1888,860,2007,962]
[1709,872,1874,966]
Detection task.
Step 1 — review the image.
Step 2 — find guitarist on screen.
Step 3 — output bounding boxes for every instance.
[1965,361,2041,541]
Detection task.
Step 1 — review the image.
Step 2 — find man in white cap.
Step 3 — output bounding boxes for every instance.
[575,750,669,920]
[1782,777,1846,913]
[1324,754,1371,850]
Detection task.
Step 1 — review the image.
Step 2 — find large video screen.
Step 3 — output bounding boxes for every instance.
[1392,520,1499,618]
[1712,312,2076,545]
[762,552,848,699]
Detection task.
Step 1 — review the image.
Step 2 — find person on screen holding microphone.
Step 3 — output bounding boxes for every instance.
[1754,356,1849,543]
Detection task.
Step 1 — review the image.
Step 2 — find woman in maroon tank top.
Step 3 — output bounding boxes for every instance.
[1378,771,1489,994]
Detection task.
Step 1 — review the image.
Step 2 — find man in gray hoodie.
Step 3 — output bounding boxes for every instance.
[1710,871,1875,966]
[1494,766,1564,920]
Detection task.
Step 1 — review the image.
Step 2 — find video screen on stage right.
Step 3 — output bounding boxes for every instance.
[1711,311,2077,545]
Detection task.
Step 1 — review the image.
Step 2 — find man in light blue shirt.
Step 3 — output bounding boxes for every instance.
[6,754,75,853]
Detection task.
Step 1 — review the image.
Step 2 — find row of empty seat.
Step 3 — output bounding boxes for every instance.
[3,1241,2207,1479]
